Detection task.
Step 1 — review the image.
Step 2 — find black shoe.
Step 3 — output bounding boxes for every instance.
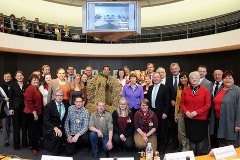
[4,143,9,147]
[93,153,98,158]
[160,148,165,155]
[117,148,122,152]
[84,148,90,153]
[106,151,109,158]
[13,147,21,150]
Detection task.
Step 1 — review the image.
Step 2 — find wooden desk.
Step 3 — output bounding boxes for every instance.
[195,148,240,160]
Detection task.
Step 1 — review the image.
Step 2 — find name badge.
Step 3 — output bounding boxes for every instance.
[149,122,153,126]
[127,118,131,123]
[76,118,80,123]
[100,117,103,122]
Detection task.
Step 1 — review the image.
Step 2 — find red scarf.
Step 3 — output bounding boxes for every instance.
[139,108,152,124]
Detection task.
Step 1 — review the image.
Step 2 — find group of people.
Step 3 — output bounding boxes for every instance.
[0,13,71,41]
[0,62,240,158]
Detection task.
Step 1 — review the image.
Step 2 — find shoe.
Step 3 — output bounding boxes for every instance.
[117,148,122,152]
[13,147,21,150]
[160,148,165,155]
[32,150,38,155]
[84,148,90,153]
[106,151,109,158]
[4,143,9,147]
[93,153,98,158]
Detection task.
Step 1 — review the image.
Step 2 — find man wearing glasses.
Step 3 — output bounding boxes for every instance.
[64,96,90,156]
[43,88,69,155]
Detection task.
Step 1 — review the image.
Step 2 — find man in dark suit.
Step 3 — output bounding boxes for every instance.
[43,88,69,155]
[33,18,44,39]
[165,62,180,150]
[147,72,170,154]
[209,69,223,148]
[4,14,18,34]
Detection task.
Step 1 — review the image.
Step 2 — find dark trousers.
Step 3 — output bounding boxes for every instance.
[218,138,239,148]
[12,108,28,149]
[113,133,134,150]
[168,106,179,148]
[65,132,90,156]
[130,108,138,116]
[24,113,41,150]
[157,118,168,151]
[43,129,65,155]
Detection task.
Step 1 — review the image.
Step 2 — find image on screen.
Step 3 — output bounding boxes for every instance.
[87,2,136,31]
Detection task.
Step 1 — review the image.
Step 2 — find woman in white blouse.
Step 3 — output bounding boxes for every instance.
[39,73,52,106]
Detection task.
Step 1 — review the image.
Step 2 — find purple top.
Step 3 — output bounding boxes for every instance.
[122,84,144,109]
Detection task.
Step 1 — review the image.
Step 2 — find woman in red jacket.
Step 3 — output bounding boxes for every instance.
[24,74,43,155]
[180,71,211,156]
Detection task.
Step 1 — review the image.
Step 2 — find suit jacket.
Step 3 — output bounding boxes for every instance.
[43,99,69,136]
[24,85,43,114]
[209,85,240,140]
[165,76,177,102]
[18,21,29,31]
[33,23,44,33]
[200,78,213,97]
[180,85,211,120]
[4,18,18,33]
[9,82,28,110]
[147,83,171,117]
[47,79,70,103]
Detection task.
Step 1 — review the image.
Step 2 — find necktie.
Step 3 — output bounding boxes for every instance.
[214,82,219,96]
[174,76,178,91]
[151,84,158,108]
[69,76,73,83]
[58,104,62,119]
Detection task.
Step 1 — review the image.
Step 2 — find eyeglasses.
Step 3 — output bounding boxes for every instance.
[55,95,63,97]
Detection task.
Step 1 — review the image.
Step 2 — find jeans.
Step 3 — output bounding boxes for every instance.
[90,131,109,154]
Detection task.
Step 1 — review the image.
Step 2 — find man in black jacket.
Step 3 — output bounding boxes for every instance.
[43,88,69,155]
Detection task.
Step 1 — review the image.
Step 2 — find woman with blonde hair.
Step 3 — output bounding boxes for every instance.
[142,75,153,98]
[140,71,147,85]
[112,97,134,151]
[69,74,87,105]
[47,68,70,102]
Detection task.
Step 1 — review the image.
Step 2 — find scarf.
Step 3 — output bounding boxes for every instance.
[139,108,152,124]
[191,85,200,95]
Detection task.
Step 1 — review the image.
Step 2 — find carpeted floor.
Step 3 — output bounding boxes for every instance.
[0,129,174,160]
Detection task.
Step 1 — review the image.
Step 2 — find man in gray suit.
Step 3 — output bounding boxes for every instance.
[197,65,213,95]
[197,65,213,154]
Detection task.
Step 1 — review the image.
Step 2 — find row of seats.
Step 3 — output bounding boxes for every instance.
[1,11,240,43]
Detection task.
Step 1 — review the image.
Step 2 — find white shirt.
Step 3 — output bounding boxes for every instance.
[161,77,166,85]
[151,82,161,108]
[199,77,205,84]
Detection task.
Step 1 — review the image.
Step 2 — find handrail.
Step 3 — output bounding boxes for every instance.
[1,10,239,43]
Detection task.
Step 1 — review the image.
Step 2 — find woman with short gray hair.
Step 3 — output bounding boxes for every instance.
[180,71,211,156]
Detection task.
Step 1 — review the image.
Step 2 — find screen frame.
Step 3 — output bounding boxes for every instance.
[82,1,141,33]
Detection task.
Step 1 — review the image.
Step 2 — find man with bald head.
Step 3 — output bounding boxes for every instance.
[212,70,223,97]
[156,67,167,85]
[209,69,223,148]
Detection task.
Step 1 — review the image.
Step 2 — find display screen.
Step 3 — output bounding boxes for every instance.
[86,2,138,32]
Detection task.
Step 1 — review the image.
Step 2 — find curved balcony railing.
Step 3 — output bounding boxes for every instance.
[1,10,240,43]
